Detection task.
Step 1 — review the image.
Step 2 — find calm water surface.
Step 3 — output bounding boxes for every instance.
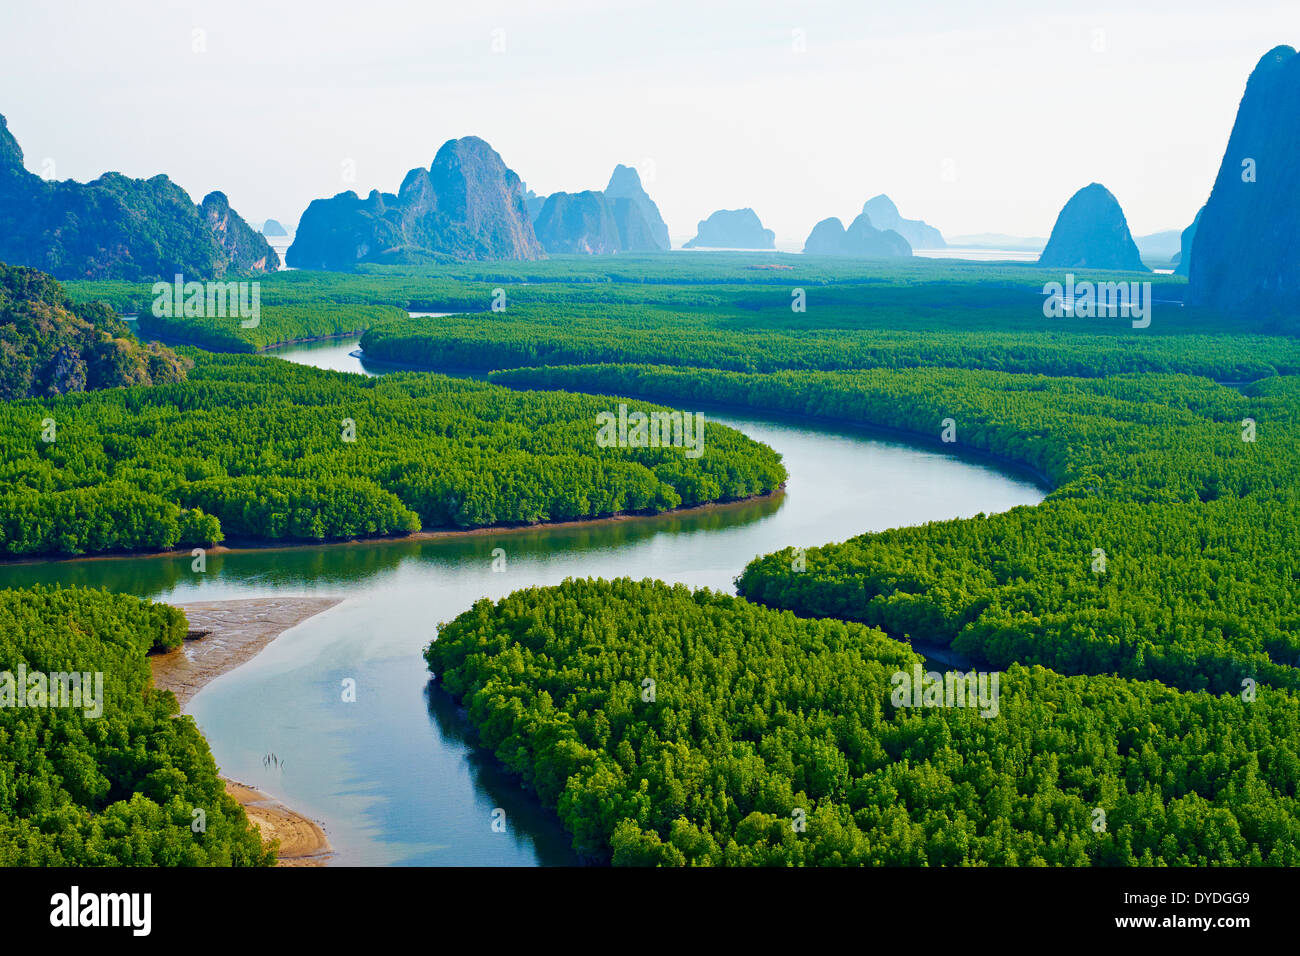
[0,337,1046,865]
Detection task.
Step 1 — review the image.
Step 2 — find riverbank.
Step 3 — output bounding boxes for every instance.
[17,399,1043,865]
[488,381,1058,492]
[132,324,375,354]
[338,348,1056,492]
[150,596,341,866]
[225,781,333,867]
[1,486,785,566]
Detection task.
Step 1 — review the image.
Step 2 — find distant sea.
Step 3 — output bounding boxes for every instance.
[912,247,1040,262]
[268,233,1176,270]
[266,233,292,267]
[669,236,1044,261]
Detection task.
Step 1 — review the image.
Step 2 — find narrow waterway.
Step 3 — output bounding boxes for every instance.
[0,336,1046,865]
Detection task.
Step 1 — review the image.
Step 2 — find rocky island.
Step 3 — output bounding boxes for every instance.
[683,208,775,249]
[286,136,542,269]
[1038,183,1149,272]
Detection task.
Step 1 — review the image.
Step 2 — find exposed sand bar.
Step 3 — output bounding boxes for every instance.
[151,596,342,708]
[224,781,333,866]
[149,596,342,866]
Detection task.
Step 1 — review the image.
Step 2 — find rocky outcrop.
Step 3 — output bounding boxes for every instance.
[683,208,775,249]
[261,219,288,237]
[861,195,945,248]
[1188,46,1300,317]
[201,192,278,272]
[611,198,660,252]
[1038,183,1149,272]
[803,214,912,257]
[533,190,661,254]
[534,191,622,254]
[604,165,670,250]
[1173,207,1203,277]
[0,262,189,399]
[0,114,22,171]
[0,112,278,281]
[286,136,543,269]
[524,188,546,222]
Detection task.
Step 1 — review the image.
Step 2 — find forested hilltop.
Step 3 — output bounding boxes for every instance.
[0,352,785,557]
[0,115,278,281]
[428,578,1300,866]
[0,586,272,865]
[0,262,189,399]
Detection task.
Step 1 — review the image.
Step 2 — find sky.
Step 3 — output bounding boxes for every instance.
[1,0,1296,244]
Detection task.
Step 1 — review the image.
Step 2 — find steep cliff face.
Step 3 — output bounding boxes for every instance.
[802,215,911,258]
[1174,207,1204,278]
[1188,46,1300,317]
[0,114,22,171]
[0,112,276,281]
[524,188,546,222]
[201,192,280,273]
[427,136,543,260]
[532,191,660,254]
[861,195,945,248]
[683,208,775,249]
[287,136,543,269]
[611,197,659,251]
[604,164,670,250]
[1038,183,1149,272]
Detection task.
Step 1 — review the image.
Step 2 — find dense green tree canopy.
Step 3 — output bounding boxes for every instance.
[0,353,785,557]
[0,263,189,400]
[491,363,1300,695]
[0,586,271,865]
[428,578,1300,866]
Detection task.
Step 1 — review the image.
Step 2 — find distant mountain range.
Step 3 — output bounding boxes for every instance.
[1132,230,1182,262]
[9,58,1297,311]
[534,190,659,254]
[286,136,542,269]
[0,261,189,398]
[0,112,278,281]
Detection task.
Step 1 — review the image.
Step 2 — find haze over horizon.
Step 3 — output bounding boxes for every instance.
[2,0,1297,244]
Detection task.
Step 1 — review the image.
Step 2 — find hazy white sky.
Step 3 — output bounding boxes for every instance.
[1,0,1296,242]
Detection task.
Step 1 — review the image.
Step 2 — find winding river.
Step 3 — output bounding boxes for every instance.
[0,336,1046,866]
